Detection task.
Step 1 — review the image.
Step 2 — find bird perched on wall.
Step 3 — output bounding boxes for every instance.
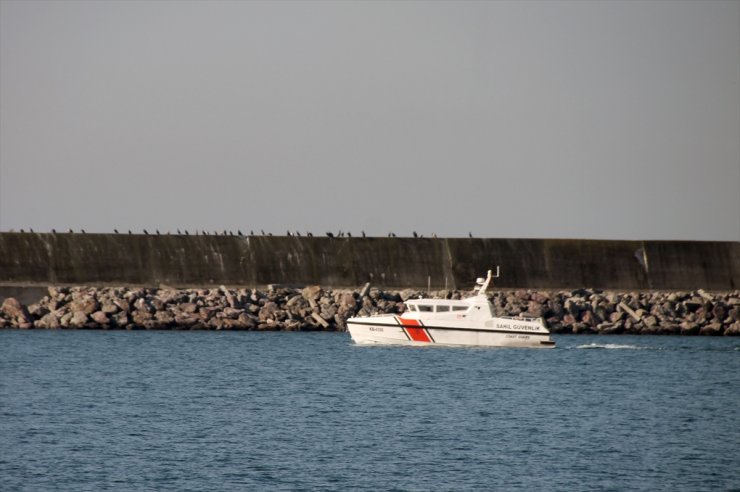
[261,229,265,235]
[29,228,33,233]
[156,230,160,235]
[143,229,148,235]
[326,232,334,238]
[307,232,313,237]
[114,229,119,234]
[347,232,352,237]
[361,231,366,237]
[128,230,132,234]
[250,230,254,236]
[184,230,189,235]
[52,229,56,234]
[81,229,86,234]
[238,230,243,236]
[287,231,292,236]
[69,229,74,233]
[177,229,181,234]
[413,231,418,238]
[20,229,25,233]
[469,232,473,238]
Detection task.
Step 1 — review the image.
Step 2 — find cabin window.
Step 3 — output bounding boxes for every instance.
[436,305,451,312]
[452,306,468,312]
[408,305,418,312]
[418,305,433,312]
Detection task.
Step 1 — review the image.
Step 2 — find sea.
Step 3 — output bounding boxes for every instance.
[1,331,738,491]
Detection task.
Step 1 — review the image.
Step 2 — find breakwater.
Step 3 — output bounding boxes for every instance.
[2,285,739,335]
[1,232,739,290]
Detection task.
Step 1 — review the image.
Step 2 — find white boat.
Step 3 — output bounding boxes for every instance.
[347,269,555,348]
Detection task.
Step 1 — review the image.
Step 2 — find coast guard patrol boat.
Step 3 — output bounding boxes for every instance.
[347,269,555,348]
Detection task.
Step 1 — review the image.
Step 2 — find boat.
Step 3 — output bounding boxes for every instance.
[346,269,556,348]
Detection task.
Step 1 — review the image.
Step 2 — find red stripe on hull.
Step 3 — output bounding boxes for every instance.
[399,317,431,343]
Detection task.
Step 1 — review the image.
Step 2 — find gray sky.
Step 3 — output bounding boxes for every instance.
[1,0,738,241]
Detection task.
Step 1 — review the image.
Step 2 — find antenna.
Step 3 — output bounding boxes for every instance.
[473,266,499,296]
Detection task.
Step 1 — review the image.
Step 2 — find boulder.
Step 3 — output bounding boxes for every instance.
[70,311,88,328]
[680,321,700,336]
[91,311,110,325]
[699,322,724,336]
[70,296,99,316]
[1,298,30,323]
[724,322,740,336]
[111,312,130,328]
[302,285,322,301]
[131,310,153,325]
[35,312,61,329]
[258,301,279,321]
[180,303,198,314]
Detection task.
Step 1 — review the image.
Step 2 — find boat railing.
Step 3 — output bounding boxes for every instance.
[496,314,542,321]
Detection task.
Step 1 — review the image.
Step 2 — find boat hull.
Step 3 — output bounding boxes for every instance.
[347,317,555,348]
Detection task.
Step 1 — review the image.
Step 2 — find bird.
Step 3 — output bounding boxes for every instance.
[81,229,86,234]
[185,230,189,235]
[52,229,56,234]
[203,231,208,236]
[361,231,366,237]
[238,230,243,236]
[156,229,160,235]
[69,229,74,233]
[307,232,313,237]
[468,232,473,238]
[296,231,301,237]
[326,232,334,238]
[347,232,352,238]
[20,229,25,233]
[128,230,132,234]
[268,232,273,236]
[261,229,265,236]
[143,229,148,235]
[413,231,418,238]
[29,228,33,233]
[250,230,254,236]
[177,229,181,234]
[287,231,292,237]
[432,233,437,238]
[114,229,119,234]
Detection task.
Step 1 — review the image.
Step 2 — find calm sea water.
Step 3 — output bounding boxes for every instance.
[1,331,738,491]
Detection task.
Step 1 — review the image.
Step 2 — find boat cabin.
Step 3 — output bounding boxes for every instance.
[403,297,494,320]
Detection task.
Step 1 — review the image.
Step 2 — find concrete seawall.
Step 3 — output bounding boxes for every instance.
[1,233,738,291]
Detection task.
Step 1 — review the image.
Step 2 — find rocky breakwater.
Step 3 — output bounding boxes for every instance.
[1,286,739,335]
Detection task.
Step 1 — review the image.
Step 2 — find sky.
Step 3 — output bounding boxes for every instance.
[1,0,738,241]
